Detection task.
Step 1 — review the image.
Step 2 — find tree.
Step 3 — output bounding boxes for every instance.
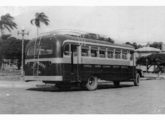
[136,53,165,73]
[106,37,114,43]
[149,42,162,50]
[0,34,12,69]
[30,12,49,37]
[0,13,17,37]
[125,42,142,49]
[0,37,29,69]
[1,34,11,40]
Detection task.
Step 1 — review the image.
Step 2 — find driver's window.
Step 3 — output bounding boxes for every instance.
[64,44,71,56]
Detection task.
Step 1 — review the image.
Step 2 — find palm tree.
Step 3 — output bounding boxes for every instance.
[30,12,49,37]
[30,12,49,75]
[0,13,17,37]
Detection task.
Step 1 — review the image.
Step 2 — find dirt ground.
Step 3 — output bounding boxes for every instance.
[0,71,165,114]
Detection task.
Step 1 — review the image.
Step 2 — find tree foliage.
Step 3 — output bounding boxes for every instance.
[0,34,11,41]
[149,42,162,50]
[137,53,165,65]
[0,13,17,36]
[0,36,29,69]
[125,42,142,49]
[31,12,49,28]
[1,37,21,59]
[30,12,50,36]
[136,53,165,72]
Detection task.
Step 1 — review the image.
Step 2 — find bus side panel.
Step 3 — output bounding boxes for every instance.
[79,64,128,82]
[101,65,123,81]
[63,64,84,82]
[24,61,63,76]
[101,65,115,81]
[63,64,94,82]
[129,66,136,80]
[62,63,73,81]
[80,64,103,81]
[79,64,92,82]
[63,63,103,82]
[95,65,135,82]
[62,64,136,82]
[121,66,132,81]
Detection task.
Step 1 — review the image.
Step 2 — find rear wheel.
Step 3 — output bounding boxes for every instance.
[113,81,120,87]
[85,76,98,91]
[134,73,140,86]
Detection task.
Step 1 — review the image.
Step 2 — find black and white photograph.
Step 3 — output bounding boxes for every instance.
[0,0,165,118]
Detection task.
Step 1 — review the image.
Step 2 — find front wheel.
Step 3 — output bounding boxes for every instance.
[134,73,140,86]
[85,76,98,91]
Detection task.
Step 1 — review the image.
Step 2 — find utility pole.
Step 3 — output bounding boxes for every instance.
[18,28,29,77]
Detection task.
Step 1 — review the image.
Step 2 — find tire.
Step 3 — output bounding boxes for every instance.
[85,76,98,91]
[113,81,120,87]
[134,73,140,86]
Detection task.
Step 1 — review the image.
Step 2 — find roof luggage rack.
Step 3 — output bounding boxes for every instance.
[39,29,114,43]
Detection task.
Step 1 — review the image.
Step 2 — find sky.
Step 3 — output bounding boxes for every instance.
[1,6,165,44]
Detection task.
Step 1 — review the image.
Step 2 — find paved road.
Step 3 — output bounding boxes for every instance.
[0,79,165,114]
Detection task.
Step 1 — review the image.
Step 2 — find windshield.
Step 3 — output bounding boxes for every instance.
[26,39,54,58]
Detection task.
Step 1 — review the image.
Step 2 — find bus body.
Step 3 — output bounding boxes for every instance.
[24,31,139,90]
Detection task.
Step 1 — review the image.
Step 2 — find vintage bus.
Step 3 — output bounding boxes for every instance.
[24,30,140,90]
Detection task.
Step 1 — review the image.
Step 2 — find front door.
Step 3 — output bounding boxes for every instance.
[71,44,81,81]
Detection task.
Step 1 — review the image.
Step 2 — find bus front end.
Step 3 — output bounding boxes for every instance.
[24,36,63,83]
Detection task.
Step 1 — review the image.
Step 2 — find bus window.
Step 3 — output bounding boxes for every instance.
[27,46,35,56]
[64,44,70,56]
[81,46,89,57]
[39,43,53,55]
[91,50,97,57]
[107,48,114,58]
[91,47,98,57]
[71,44,78,56]
[122,49,127,59]
[99,50,105,58]
[115,49,121,59]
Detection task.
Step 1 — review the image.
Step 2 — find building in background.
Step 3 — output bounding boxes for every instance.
[135,46,161,57]
[161,43,165,53]
[135,46,161,72]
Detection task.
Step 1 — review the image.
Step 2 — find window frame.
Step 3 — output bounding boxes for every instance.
[107,47,114,58]
[91,46,98,57]
[63,43,71,56]
[81,45,89,57]
[122,49,128,60]
[99,47,106,58]
[115,48,121,59]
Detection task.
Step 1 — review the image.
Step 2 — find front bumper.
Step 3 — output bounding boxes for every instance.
[24,76,63,82]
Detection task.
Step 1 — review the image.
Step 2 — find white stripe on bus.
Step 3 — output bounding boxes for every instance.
[24,76,63,81]
[25,57,134,66]
[25,58,63,64]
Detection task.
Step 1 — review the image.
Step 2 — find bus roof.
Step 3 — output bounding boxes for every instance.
[37,30,135,51]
